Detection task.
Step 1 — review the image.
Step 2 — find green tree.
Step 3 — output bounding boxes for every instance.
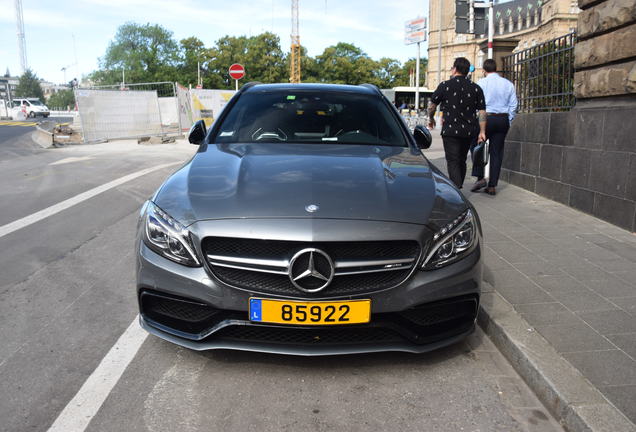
[315,43,379,85]
[373,58,402,88]
[90,22,181,85]
[15,69,44,99]
[244,32,287,83]
[47,89,75,110]
[179,36,208,87]
[394,58,428,87]
[204,32,287,89]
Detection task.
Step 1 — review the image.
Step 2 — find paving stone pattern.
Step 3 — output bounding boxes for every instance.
[429,152,636,425]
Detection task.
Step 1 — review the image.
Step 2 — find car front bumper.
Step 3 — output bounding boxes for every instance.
[136,233,482,355]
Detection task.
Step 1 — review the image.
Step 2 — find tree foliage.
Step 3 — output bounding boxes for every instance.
[47,89,75,110]
[15,69,44,100]
[90,22,181,84]
[89,23,428,89]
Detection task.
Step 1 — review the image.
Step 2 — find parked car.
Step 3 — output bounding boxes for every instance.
[11,98,50,118]
[136,83,482,355]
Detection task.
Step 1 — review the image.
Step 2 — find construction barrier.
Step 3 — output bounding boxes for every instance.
[75,82,235,143]
[190,89,236,128]
[176,83,194,132]
[75,89,163,143]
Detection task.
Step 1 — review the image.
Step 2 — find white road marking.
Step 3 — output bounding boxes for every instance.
[49,156,95,166]
[0,162,179,239]
[47,317,148,432]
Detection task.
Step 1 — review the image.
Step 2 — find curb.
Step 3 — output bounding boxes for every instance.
[478,287,636,432]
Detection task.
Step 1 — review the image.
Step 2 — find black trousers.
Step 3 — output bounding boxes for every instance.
[471,115,510,187]
[442,135,474,188]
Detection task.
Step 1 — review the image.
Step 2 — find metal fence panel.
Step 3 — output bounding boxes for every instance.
[502,32,576,113]
[176,83,194,132]
[75,89,163,143]
[81,82,180,136]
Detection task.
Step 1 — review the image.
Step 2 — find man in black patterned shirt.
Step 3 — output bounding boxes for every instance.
[428,57,487,188]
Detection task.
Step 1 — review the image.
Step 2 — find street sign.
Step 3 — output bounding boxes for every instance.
[405,31,427,45]
[404,17,427,45]
[228,64,245,80]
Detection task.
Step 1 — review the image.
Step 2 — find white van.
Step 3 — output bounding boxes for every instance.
[11,98,50,118]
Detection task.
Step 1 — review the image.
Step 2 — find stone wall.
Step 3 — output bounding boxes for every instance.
[500,0,636,232]
[574,0,636,98]
[500,106,636,231]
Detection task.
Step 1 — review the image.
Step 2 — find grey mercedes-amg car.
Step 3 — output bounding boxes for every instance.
[136,83,482,355]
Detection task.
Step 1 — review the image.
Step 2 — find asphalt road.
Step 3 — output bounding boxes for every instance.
[0,129,563,432]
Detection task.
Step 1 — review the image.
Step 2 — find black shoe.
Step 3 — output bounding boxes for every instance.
[471,179,487,192]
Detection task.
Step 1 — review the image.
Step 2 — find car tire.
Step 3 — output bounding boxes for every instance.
[28,111,35,118]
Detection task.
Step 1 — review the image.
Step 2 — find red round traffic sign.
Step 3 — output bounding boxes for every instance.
[229,63,245,80]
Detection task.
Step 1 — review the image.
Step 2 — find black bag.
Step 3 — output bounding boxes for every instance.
[472,140,489,167]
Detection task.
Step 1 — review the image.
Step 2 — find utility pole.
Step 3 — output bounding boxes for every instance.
[437,0,443,87]
[290,0,301,83]
[14,0,27,74]
[487,1,494,59]
[415,42,421,112]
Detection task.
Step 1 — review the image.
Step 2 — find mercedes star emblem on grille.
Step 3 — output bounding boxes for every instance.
[305,204,319,213]
[288,248,334,292]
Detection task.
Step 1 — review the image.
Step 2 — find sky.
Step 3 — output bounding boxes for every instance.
[0,0,429,84]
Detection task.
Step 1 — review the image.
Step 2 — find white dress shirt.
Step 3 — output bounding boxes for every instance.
[477,73,518,123]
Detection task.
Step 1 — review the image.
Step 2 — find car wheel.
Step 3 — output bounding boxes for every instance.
[28,111,35,118]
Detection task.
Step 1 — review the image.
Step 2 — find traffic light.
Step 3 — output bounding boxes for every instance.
[456,0,488,35]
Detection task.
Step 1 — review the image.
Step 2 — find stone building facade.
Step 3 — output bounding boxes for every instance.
[498,0,636,231]
[427,0,579,88]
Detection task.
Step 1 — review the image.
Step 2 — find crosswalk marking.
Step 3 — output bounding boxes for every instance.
[0,121,38,127]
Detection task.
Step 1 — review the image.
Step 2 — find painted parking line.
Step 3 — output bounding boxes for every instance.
[46,317,148,432]
[0,162,180,239]
[0,121,38,126]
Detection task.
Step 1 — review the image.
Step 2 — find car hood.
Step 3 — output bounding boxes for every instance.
[153,143,467,228]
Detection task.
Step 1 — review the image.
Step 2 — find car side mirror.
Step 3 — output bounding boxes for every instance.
[188,120,207,145]
[413,125,432,150]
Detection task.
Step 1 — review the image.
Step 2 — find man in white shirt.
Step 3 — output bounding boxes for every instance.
[470,59,518,196]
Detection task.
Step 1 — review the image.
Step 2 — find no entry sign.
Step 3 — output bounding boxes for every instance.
[229,64,245,80]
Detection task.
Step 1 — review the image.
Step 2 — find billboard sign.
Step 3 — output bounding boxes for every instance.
[404,17,427,45]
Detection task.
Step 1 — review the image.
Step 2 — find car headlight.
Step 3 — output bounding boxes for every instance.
[422,209,477,270]
[143,202,200,266]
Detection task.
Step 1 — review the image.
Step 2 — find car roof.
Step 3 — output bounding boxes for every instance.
[242,83,379,96]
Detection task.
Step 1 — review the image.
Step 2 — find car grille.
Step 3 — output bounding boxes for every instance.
[140,291,220,334]
[140,290,479,347]
[202,237,421,297]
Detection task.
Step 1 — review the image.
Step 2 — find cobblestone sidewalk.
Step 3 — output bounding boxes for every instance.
[428,133,636,426]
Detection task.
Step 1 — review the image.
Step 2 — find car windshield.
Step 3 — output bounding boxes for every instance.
[213,90,407,146]
[28,100,43,106]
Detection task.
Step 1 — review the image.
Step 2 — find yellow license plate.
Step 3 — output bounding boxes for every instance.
[249,298,371,325]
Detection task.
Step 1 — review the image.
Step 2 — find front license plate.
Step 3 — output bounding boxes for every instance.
[249,298,371,325]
